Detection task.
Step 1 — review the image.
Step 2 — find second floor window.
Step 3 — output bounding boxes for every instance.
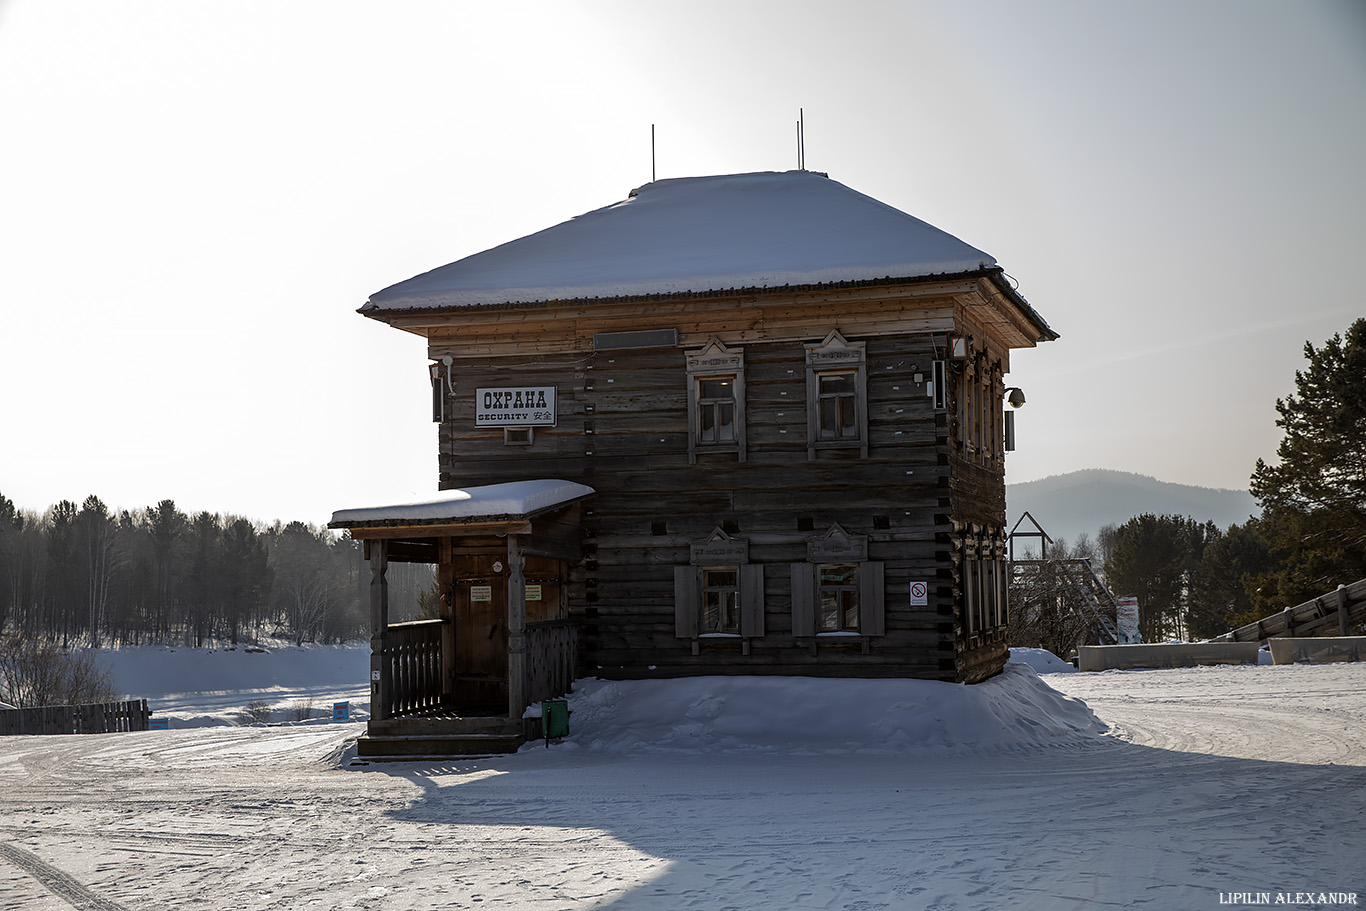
[686,338,746,462]
[816,372,859,441]
[805,331,867,459]
[697,378,738,444]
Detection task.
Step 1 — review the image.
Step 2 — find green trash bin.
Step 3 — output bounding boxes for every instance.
[542,698,569,746]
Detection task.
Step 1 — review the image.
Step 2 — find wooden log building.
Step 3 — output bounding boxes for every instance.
[330,170,1057,756]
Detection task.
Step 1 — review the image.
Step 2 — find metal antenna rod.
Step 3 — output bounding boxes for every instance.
[651,124,656,182]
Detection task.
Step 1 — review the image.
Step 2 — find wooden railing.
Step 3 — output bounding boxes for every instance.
[0,699,151,736]
[524,620,577,709]
[384,619,445,717]
[1211,578,1366,644]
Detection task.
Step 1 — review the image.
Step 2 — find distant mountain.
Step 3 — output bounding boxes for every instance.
[1006,469,1259,549]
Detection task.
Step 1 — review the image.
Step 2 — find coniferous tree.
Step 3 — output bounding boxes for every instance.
[1188,520,1272,637]
[1250,318,1366,607]
[0,493,22,632]
[75,495,115,647]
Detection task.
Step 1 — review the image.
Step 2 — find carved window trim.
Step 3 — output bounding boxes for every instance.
[685,338,746,463]
[805,331,868,459]
[790,524,885,640]
[674,529,764,651]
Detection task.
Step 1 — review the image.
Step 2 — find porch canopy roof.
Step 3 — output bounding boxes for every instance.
[329,479,595,541]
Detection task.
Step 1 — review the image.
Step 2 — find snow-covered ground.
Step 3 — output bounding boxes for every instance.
[0,646,1362,910]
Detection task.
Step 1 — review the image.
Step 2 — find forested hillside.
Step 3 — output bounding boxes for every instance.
[1006,469,1256,546]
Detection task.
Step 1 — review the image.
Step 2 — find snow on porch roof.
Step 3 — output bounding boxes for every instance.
[362,170,1001,312]
[328,480,595,529]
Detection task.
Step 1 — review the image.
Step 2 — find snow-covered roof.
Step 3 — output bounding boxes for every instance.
[364,170,1001,312]
[329,480,595,528]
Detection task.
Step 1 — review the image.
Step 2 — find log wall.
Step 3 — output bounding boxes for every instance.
[431,326,998,682]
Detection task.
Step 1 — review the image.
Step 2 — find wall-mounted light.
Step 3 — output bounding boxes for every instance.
[429,355,457,422]
[1003,387,1025,451]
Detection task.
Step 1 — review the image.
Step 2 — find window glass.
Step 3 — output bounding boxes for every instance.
[817,563,859,632]
[817,372,858,440]
[698,378,737,444]
[702,567,740,633]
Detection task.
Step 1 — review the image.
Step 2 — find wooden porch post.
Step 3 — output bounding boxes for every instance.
[368,539,391,722]
[506,535,527,719]
[440,537,456,701]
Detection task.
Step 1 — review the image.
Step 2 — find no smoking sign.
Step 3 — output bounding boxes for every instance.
[909,581,928,606]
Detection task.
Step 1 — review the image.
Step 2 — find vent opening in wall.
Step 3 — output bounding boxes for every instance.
[651,521,668,536]
[722,519,740,534]
[797,517,815,531]
[504,427,533,446]
[873,515,890,529]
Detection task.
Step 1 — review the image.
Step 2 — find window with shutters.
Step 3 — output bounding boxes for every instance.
[805,331,867,459]
[817,563,860,632]
[790,525,885,639]
[686,338,746,462]
[674,530,764,649]
[701,566,740,634]
[960,527,1007,637]
[956,350,1005,467]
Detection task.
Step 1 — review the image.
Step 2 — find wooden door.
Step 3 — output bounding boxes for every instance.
[453,554,508,710]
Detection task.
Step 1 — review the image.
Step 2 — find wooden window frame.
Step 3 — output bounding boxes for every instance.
[674,530,764,651]
[960,527,1008,637]
[956,351,1007,466]
[701,565,741,635]
[816,562,860,633]
[503,427,534,446]
[805,331,868,459]
[686,338,746,463]
[790,525,885,640]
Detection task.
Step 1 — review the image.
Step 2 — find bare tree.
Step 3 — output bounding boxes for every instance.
[0,634,117,707]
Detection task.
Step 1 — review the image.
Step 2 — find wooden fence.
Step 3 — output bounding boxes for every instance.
[0,699,151,736]
[524,619,577,710]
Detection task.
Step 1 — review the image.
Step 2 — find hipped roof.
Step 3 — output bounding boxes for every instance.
[363,171,1051,340]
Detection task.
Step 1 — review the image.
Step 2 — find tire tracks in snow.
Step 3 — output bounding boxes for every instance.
[0,841,128,911]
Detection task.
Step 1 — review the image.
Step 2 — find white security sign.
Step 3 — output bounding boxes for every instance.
[909,581,928,606]
[475,386,556,427]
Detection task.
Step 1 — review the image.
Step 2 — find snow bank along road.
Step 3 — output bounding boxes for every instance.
[0,662,1362,911]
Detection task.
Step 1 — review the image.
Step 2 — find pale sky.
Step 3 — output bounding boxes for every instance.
[2,1,1363,527]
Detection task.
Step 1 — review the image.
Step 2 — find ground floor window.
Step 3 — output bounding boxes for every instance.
[961,527,1007,636]
[792,525,884,637]
[817,563,860,632]
[675,530,764,641]
[702,566,741,634]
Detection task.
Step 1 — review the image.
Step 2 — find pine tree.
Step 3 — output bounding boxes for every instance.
[1250,318,1366,603]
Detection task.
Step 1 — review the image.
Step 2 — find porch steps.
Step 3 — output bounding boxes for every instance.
[355,732,526,759]
[356,712,534,758]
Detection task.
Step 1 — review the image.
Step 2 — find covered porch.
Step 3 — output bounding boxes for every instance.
[329,480,594,757]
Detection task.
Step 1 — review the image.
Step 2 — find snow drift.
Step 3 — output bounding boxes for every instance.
[555,663,1105,755]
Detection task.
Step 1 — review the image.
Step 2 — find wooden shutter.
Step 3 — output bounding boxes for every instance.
[674,566,699,638]
[740,563,765,638]
[859,561,885,637]
[791,563,816,637]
